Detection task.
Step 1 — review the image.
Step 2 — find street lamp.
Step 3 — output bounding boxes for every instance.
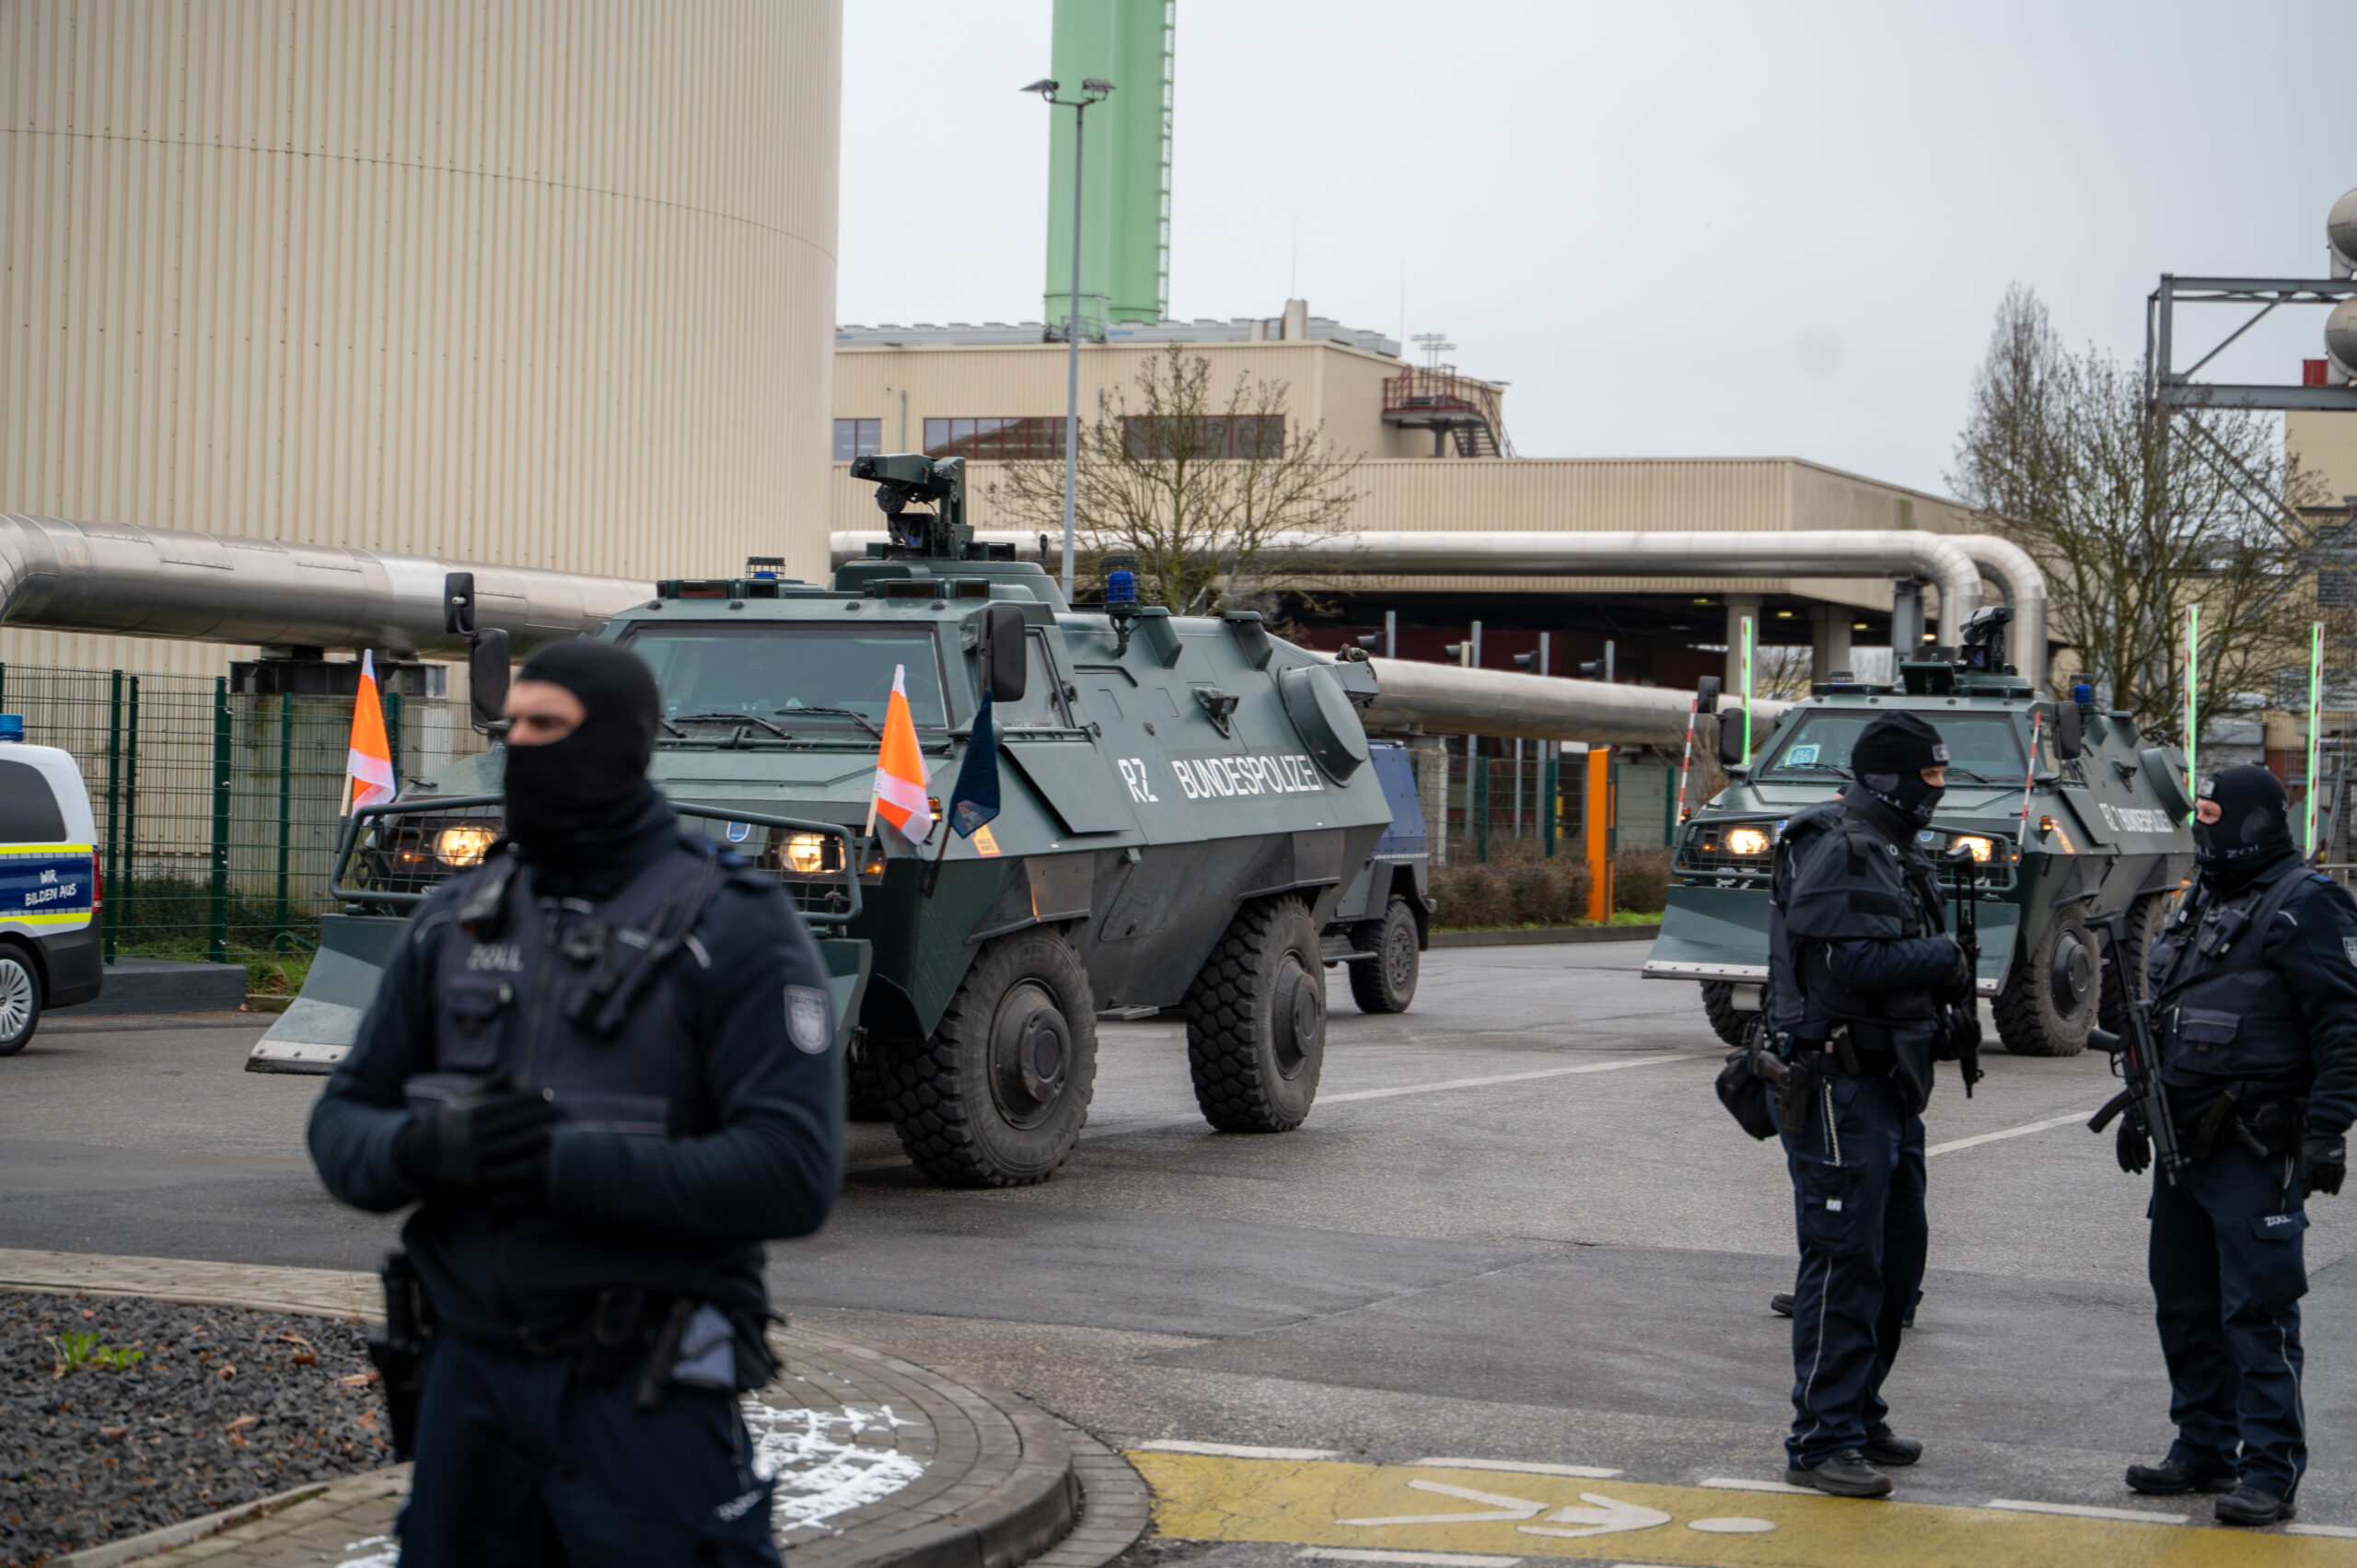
[1023,75,1113,603]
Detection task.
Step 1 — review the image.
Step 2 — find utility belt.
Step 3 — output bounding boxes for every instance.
[1794,1024,1898,1079]
[2172,1089,2305,1166]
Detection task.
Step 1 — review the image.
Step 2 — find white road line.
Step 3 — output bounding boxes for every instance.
[1926,1110,2093,1158]
[1137,1440,1343,1460]
[2288,1524,2357,1539]
[1698,1478,1816,1494]
[1297,1551,1522,1568]
[1320,1054,1699,1104]
[1984,1499,2188,1524]
[1410,1458,1622,1480]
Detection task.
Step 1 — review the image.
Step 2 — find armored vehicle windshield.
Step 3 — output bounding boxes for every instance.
[621,624,953,731]
[1756,708,2028,785]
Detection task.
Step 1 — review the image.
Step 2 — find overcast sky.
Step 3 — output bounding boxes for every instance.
[840,2,2352,498]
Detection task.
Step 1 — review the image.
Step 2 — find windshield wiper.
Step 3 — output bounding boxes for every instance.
[1944,766,2003,784]
[773,705,885,740]
[670,711,795,739]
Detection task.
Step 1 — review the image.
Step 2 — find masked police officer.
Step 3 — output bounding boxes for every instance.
[308,639,844,1564]
[1765,711,1974,1499]
[2120,764,2357,1527]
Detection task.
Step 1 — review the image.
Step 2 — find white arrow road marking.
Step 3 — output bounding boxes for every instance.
[1339,1480,1550,1526]
[1515,1494,1673,1540]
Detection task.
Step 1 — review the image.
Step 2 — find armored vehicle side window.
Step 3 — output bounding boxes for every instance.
[626,625,949,729]
[1760,710,2024,784]
[994,631,1071,730]
[0,761,65,842]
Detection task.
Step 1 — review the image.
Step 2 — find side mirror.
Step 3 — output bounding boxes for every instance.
[978,603,1028,703]
[2053,700,2084,761]
[470,628,511,727]
[1716,707,1749,767]
[1696,675,1724,715]
[444,572,476,637]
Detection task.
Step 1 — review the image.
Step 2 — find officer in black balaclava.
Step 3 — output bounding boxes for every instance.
[2119,763,2357,1527]
[309,638,844,1564]
[1762,711,1974,1500]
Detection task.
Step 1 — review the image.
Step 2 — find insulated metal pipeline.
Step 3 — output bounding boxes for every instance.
[0,514,652,659]
[1356,656,1786,747]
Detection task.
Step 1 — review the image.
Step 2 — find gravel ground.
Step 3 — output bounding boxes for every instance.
[1,1293,391,1566]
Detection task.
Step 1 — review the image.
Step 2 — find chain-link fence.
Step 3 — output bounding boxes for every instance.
[0,663,486,971]
[1424,743,1680,865]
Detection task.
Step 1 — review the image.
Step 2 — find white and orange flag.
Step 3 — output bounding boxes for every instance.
[343,650,396,812]
[868,664,931,844]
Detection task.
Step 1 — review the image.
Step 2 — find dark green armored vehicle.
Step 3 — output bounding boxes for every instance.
[1644,607,2197,1058]
[252,456,1429,1187]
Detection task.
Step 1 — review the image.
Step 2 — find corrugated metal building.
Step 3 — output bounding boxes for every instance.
[0,0,842,677]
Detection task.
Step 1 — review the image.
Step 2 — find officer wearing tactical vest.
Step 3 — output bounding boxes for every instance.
[2119,764,2357,1527]
[308,639,844,1565]
[1765,711,1975,1499]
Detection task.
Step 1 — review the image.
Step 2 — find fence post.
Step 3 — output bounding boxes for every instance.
[387,689,405,789]
[276,692,294,949]
[1541,745,1558,857]
[1473,749,1491,864]
[124,676,140,943]
[104,671,122,964]
[210,676,230,965]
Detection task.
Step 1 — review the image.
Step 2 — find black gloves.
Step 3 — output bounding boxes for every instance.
[394,1088,559,1207]
[2303,1133,2347,1197]
[1932,938,1974,1005]
[2117,1119,2152,1176]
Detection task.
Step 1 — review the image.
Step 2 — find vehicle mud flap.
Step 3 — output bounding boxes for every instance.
[820,938,873,1050]
[244,912,409,1075]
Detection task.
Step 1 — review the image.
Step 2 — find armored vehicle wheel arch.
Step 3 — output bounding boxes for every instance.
[1184,897,1328,1132]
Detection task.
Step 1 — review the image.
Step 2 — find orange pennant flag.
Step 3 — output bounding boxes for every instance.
[344,650,396,812]
[869,664,931,844]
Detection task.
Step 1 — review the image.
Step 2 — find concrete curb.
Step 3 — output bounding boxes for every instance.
[1431,923,1661,947]
[3,1251,1091,1568]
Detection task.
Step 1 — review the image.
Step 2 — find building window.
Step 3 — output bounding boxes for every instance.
[922,417,1067,460]
[1120,413,1284,459]
[833,419,882,461]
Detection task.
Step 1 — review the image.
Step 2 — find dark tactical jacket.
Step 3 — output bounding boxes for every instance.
[308,789,844,1346]
[1769,787,1958,1096]
[2150,849,2357,1136]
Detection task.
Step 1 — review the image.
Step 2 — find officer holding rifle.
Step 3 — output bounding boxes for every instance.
[2107,764,2357,1527]
[308,640,844,1563]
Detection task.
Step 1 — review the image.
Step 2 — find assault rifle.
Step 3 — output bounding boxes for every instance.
[1941,843,1985,1097]
[2086,907,2184,1185]
[365,1249,432,1459]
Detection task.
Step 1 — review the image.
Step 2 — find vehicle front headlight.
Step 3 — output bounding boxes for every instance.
[783,832,837,875]
[1726,826,1771,857]
[435,823,498,867]
[1949,834,1995,863]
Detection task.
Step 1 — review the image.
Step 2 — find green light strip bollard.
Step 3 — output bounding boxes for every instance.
[2309,622,2326,858]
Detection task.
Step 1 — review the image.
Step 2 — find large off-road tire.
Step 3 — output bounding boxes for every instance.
[1347,897,1421,1015]
[845,1031,892,1122]
[2097,892,2174,1037]
[1700,981,1751,1049]
[1993,909,2099,1057]
[0,946,38,1056]
[880,930,1097,1187]
[1183,898,1327,1132]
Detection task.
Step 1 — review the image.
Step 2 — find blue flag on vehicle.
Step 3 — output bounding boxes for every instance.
[947,691,1001,837]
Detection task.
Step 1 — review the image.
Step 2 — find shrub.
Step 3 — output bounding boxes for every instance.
[1613,848,1674,914]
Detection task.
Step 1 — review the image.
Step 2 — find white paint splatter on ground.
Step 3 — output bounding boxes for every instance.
[745,1401,927,1528]
[337,1535,399,1567]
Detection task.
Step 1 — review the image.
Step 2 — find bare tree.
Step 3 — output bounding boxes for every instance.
[1949,285,2326,746]
[992,353,1363,615]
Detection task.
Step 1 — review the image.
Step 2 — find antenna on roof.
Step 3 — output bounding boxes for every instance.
[1411,331,1455,371]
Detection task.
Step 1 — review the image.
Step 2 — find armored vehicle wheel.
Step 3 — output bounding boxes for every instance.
[1993,909,2098,1057]
[845,1032,893,1122]
[1699,981,1751,1048]
[2098,892,2173,1036]
[881,930,1097,1188]
[1348,897,1421,1015]
[1184,898,1327,1132]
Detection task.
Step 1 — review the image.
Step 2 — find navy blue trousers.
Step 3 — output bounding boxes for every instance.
[400,1335,782,1568]
[2149,1140,2310,1500]
[1775,1067,1928,1468]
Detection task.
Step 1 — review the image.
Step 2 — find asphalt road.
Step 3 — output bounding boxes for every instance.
[6,944,2357,1547]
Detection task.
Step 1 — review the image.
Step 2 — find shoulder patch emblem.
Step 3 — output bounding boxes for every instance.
[2342,935,2357,970]
[786,984,831,1054]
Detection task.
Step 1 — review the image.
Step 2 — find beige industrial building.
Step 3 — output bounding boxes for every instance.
[0,0,843,679]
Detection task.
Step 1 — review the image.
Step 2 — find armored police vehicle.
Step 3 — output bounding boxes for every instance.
[257,456,1430,1188]
[1645,607,2197,1058]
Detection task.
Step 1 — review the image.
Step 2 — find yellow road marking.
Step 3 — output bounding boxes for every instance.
[1130,1452,2357,1567]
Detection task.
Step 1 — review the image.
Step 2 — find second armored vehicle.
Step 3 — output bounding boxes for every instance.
[1645,606,2197,1058]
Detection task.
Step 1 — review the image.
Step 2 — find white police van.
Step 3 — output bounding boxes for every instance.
[0,714,101,1052]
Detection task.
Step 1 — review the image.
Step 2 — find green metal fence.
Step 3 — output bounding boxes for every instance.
[0,663,487,969]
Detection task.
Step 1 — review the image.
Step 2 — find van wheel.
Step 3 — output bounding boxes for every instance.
[881,931,1097,1187]
[844,1031,893,1122]
[1184,898,1326,1132]
[1700,981,1751,1048]
[1994,912,2097,1057]
[1347,898,1421,1015]
[0,947,42,1056]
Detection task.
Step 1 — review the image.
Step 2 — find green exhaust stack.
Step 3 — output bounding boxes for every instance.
[1043,0,1173,332]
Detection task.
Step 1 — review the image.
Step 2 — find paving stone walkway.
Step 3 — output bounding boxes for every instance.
[0,1250,1144,1568]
